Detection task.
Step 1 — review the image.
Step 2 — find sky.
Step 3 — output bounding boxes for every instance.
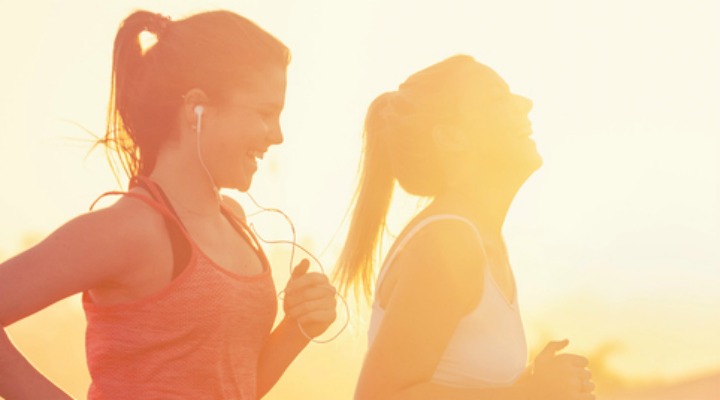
[0,0,718,398]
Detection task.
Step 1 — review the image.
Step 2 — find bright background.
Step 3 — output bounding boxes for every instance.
[1,1,718,399]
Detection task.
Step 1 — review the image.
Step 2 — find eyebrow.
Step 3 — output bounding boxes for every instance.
[234,101,283,112]
[259,103,283,113]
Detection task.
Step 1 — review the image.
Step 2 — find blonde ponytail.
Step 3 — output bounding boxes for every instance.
[334,93,397,300]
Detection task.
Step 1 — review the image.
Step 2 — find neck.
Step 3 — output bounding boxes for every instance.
[147,146,221,217]
[433,177,522,235]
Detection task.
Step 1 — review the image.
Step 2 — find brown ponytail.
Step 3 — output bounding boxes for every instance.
[104,11,168,179]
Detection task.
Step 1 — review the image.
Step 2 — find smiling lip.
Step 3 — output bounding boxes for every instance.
[516,125,533,137]
[247,150,266,161]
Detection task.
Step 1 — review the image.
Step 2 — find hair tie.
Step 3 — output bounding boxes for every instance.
[378,91,401,122]
[147,13,171,37]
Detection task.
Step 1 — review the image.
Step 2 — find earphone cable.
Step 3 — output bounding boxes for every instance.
[245,192,349,343]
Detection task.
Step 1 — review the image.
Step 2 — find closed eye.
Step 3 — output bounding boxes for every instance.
[260,106,282,119]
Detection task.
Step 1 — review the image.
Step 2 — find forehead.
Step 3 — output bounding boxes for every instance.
[442,64,516,119]
[463,63,510,98]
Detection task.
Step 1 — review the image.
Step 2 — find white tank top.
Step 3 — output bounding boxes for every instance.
[368,214,528,388]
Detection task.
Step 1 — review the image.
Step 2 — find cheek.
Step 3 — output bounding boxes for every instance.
[237,116,271,142]
[472,135,529,167]
[219,118,265,149]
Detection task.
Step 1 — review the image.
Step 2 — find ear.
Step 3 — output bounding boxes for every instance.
[181,88,210,128]
[432,123,469,154]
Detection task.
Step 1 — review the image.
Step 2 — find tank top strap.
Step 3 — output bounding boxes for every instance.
[219,203,272,272]
[130,176,165,204]
[90,177,194,278]
[375,214,488,296]
[89,190,176,222]
[129,176,191,231]
[89,177,187,232]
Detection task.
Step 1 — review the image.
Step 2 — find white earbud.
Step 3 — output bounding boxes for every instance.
[192,103,218,199]
[194,105,204,135]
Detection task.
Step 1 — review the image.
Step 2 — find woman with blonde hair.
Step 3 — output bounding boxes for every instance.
[336,55,595,400]
[0,10,336,399]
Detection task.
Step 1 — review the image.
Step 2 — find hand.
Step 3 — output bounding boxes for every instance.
[282,259,337,339]
[530,339,596,400]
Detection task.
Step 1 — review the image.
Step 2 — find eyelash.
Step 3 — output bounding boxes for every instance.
[260,110,278,119]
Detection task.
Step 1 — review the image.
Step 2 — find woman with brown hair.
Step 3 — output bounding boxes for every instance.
[0,10,336,399]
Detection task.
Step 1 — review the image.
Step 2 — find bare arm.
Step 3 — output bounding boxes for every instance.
[0,201,158,399]
[0,329,73,399]
[256,259,337,398]
[255,315,310,398]
[355,220,594,400]
[219,196,338,397]
[356,219,499,400]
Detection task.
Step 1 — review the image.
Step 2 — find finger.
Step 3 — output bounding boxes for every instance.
[569,377,595,394]
[284,285,337,309]
[563,375,584,391]
[297,309,337,326]
[291,258,310,278]
[285,273,333,295]
[293,309,337,326]
[555,353,589,368]
[579,369,592,380]
[294,293,337,311]
[582,381,595,393]
[286,297,337,320]
[293,285,336,302]
[538,339,569,359]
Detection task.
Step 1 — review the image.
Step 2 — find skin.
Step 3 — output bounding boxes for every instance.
[0,65,337,399]
[354,64,595,400]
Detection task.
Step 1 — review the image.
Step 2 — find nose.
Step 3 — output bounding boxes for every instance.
[267,124,284,146]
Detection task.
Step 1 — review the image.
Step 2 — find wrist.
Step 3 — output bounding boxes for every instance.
[279,317,312,343]
[521,369,542,400]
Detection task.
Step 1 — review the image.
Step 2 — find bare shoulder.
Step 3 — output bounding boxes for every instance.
[0,192,168,326]
[80,190,162,240]
[220,194,247,222]
[403,217,485,273]
[34,192,168,278]
[391,217,486,310]
[357,217,489,397]
[100,192,170,247]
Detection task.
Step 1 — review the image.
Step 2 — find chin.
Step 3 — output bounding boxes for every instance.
[530,154,543,172]
[235,174,254,192]
[218,173,253,192]
[232,179,252,193]
[524,156,543,180]
[506,155,542,186]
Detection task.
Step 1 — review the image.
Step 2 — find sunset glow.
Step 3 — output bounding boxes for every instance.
[1,1,718,399]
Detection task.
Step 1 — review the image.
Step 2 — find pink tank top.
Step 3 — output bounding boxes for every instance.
[83,177,277,399]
